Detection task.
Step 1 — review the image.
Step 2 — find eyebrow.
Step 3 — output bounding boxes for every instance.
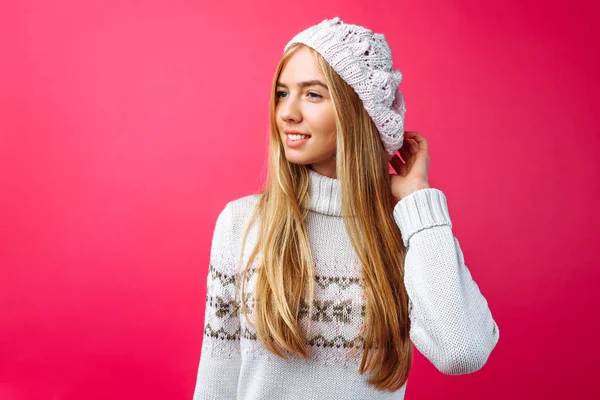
[276,80,329,91]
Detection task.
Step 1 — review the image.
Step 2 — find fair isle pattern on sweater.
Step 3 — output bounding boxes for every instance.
[193,169,500,400]
[204,267,369,350]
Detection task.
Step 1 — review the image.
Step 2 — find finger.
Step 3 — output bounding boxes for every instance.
[400,138,413,157]
[389,154,403,173]
[403,137,417,155]
[407,138,419,154]
[398,145,410,163]
[407,131,428,153]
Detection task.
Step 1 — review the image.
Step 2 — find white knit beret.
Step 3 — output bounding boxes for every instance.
[283,16,406,157]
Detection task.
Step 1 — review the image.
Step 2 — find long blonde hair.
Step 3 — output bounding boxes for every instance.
[238,43,412,391]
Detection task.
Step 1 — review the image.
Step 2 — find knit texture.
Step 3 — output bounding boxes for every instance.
[192,169,500,399]
[284,16,407,157]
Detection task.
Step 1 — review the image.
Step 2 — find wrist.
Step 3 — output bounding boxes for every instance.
[398,183,430,200]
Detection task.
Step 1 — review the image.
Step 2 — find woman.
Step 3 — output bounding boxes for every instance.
[193,16,500,400]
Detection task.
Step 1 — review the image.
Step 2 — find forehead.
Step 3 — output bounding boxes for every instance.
[278,46,324,84]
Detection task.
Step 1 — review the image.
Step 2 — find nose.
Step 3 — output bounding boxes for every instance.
[278,93,302,123]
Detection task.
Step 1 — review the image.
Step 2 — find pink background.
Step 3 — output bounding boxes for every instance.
[1,0,599,399]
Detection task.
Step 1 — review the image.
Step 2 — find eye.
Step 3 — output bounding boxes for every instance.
[308,92,322,99]
[276,91,287,98]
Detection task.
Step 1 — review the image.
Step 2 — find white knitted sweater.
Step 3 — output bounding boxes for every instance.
[193,169,500,399]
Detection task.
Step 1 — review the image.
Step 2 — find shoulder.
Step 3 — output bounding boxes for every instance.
[214,193,262,237]
[210,193,260,255]
[220,193,261,225]
[210,193,262,263]
[215,193,261,217]
[227,193,261,215]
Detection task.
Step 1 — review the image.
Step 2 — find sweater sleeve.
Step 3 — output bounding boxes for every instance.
[392,188,500,375]
[192,202,242,399]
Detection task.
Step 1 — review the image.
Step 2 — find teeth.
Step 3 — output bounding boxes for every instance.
[289,134,310,141]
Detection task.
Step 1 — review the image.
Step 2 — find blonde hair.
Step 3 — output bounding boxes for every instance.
[238,43,412,392]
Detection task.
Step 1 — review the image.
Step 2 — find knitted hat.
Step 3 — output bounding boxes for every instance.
[283,16,406,157]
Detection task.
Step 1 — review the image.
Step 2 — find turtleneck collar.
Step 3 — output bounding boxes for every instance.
[308,168,342,216]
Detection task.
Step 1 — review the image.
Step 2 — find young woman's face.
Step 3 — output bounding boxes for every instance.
[275,46,337,178]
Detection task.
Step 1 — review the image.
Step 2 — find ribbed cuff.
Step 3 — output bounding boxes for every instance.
[393,188,453,247]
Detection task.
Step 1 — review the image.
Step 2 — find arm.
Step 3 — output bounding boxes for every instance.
[393,188,500,375]
[192,202,241,399]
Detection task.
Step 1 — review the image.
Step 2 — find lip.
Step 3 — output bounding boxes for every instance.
[284,129,311,136]
[285,134,310,148]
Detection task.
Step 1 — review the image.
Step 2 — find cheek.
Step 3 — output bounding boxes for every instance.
[314,107,336,136]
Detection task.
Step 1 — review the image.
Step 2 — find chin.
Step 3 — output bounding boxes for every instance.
[285,156,311,166]
[283,151,313,165]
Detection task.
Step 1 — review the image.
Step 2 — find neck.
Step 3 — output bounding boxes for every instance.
[309,164,337,179]
[308,168,342,216]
